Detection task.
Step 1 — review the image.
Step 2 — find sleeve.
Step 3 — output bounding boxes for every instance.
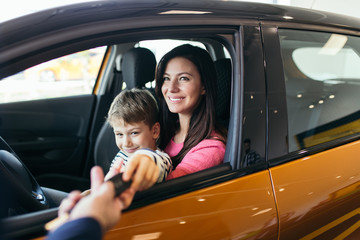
[132,149,173,182]
[109,151,128,172]
[166,139,226,180]
[46,217,102,240]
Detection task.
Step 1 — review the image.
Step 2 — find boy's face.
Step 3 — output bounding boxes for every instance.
[113,119,160,156]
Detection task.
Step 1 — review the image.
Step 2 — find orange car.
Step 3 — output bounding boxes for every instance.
[0,1,359,239]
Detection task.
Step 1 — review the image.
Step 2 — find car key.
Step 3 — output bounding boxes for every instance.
[45,173,131,231]
[106,172,132,197]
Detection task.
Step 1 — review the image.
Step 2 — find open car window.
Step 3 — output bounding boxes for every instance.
[0,34,235,205]
[115,39,208,90]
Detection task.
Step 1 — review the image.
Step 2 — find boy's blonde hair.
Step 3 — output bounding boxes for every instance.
[107,89,159,128]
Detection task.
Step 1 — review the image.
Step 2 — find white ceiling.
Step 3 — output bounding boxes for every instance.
[287,0,360,19]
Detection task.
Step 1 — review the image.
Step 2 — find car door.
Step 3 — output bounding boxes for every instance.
[262,23,360,239]
[1,6,281,238]
[0,47,109,179]
[99,24,280,239]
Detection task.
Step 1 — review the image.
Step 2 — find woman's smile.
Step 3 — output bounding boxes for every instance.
[168,96,185,102]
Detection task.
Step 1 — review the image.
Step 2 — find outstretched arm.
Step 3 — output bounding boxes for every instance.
[47,166,124,240]
[123,149,172,190]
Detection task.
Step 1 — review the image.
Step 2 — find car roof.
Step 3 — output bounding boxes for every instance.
[2,0,360,36]
[1,0,360,78]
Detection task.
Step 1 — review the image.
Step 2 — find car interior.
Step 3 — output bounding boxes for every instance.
[0,36,236,239]
[34,39,233,193]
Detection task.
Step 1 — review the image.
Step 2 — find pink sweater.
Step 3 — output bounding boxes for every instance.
[165,137,226,180]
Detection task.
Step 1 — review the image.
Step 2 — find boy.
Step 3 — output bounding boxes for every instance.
[105,89,172,183]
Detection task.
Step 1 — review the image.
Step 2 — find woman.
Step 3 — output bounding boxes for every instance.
[156,44,227,179]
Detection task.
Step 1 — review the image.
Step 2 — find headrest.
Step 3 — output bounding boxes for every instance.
[121,47,156,89]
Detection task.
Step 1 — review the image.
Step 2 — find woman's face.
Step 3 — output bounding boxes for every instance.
[161,57,205,117]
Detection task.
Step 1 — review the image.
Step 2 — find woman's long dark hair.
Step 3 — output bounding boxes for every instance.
[155,44,226,168]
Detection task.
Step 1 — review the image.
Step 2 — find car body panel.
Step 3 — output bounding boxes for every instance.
[270,140,360,239]
[105,170,277,239]
[31,171,278,240]
[261,18,360,239]
[240,25,267,169]
[261,25,289,160]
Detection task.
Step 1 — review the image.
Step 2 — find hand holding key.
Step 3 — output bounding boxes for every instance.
[48,166,132,232]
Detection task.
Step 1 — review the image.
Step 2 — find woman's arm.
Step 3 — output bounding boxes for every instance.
[166,139,226,180]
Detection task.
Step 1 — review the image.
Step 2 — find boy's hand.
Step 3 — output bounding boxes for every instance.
[103,154,160,209]
[123,154,159,191]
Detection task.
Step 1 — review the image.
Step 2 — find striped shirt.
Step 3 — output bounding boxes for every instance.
[110,148,172,182]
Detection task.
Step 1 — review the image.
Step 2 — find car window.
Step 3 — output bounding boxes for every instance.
[293,42,360,81]
[279,29,360,152]
[0,46,107,103]
[138,39,206,62]
[136,39,206,89]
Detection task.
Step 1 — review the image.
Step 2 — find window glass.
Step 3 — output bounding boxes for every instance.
[0,46,107,103]
[137,39,206,88]
[279,29,360,152]
[138,39,205,62]
[293,45,360,81]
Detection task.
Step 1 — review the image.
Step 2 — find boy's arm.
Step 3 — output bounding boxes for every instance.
[132,149,173,183]
[104,151,126,181]
[110,151,128,169]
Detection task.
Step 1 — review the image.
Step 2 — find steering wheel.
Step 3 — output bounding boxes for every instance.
[0,137,49,215]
